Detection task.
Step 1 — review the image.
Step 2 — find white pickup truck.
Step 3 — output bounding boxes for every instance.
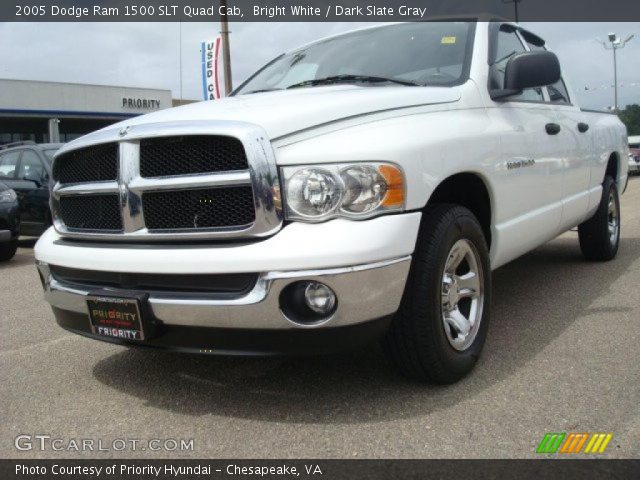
[35,20,629,383]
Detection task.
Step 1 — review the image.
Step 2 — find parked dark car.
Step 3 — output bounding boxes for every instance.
[0,181,20,261]
[0,141,62,236]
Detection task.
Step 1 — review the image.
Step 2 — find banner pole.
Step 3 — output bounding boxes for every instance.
[220,0,233,95]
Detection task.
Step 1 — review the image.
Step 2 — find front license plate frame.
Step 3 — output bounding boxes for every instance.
[86,294,146,341]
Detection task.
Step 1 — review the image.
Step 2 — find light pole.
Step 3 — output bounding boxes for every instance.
[220,0,233,95]
[179,21,183,101]
[600,33,634,112]
[502,0,522,23]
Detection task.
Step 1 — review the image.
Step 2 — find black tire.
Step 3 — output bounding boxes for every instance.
[383,204,491,384]
[0,240,18,262]
[578,176,620,261]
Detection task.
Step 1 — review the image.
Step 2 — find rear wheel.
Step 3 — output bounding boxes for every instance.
[383,204,491,384]
[0,240,18,262]
[578,176,620,261]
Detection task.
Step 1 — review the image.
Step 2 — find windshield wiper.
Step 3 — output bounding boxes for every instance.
[243,88,283,95]
[286,75,422,89]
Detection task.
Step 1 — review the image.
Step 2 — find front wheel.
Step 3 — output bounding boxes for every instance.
[578,176,620,261]
[383,204,491,384]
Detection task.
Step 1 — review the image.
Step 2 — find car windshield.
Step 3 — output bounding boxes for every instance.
[234,22,474,95]
[42,149,58,163]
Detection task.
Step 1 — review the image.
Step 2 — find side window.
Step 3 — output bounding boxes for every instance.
[17,150,46,181]
[524,38,571,105]
[0,151,21,179]
[491,28,544,102]
[547,79,571,105]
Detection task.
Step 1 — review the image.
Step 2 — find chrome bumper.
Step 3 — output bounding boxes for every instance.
[37,257,411,330]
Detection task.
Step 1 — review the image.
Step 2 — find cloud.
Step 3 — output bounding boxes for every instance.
[0,21,638,109]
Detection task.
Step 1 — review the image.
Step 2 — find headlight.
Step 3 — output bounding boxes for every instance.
[0,189,17,204]
[286,168,342,217]
[281,162,405,222]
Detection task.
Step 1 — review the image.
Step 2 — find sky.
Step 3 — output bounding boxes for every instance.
[0,21,639,110]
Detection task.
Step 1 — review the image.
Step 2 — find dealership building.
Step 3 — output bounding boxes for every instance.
[0,79,176,145]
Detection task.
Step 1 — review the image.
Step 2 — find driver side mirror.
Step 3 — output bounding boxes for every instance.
[490,51,561,100]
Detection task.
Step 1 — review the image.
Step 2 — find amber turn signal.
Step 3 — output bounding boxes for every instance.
[379,165,405,207]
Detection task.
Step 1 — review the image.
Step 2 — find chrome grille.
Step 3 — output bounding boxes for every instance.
[51,122,283,241]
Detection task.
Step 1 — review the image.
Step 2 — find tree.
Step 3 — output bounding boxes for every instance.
[618,104,640,136]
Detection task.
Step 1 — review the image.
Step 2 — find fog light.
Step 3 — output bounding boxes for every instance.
[304,282,336,314]
[279,281,338,325]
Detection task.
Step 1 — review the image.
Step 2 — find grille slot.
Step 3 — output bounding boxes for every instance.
[143,187,255,231]
[53,143,118,183]
[140,135,248,177]
[50,266,258,298]
[59,195,122,231]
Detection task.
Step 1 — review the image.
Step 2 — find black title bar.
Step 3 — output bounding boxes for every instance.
[3,459,640,480]
[3,0,640,22]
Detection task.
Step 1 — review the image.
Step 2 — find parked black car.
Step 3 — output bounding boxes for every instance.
[0,141,62,236]
[0,181,20,261]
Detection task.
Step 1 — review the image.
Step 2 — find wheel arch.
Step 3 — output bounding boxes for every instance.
[424,172,493,249]
[605,151,619,184]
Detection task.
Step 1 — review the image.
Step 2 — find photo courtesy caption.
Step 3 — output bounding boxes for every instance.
[16,464,323,476]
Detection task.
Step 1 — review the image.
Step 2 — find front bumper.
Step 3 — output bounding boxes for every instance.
[628,159,640,173]
[35,213,420,354]
[38,257,411,354]
[35,213,421,273]
[38,256,410,329]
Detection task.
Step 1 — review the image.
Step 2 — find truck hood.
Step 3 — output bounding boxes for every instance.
[86,85,461,143]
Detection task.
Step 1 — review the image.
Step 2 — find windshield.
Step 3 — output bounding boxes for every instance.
[234,22,474,95]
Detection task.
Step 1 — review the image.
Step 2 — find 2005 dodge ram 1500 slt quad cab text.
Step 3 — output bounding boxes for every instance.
[35,21,629,383]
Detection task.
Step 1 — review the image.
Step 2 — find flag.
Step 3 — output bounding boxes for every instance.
[201,37,221,100]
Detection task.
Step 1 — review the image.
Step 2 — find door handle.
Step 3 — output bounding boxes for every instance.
[545,123,561,135]
[578,122,589,133]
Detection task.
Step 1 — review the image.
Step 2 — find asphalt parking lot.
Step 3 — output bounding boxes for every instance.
[1,178,639,459]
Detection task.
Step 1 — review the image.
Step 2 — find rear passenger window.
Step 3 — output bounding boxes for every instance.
[490,28,544,102]
[0,150,20,179]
